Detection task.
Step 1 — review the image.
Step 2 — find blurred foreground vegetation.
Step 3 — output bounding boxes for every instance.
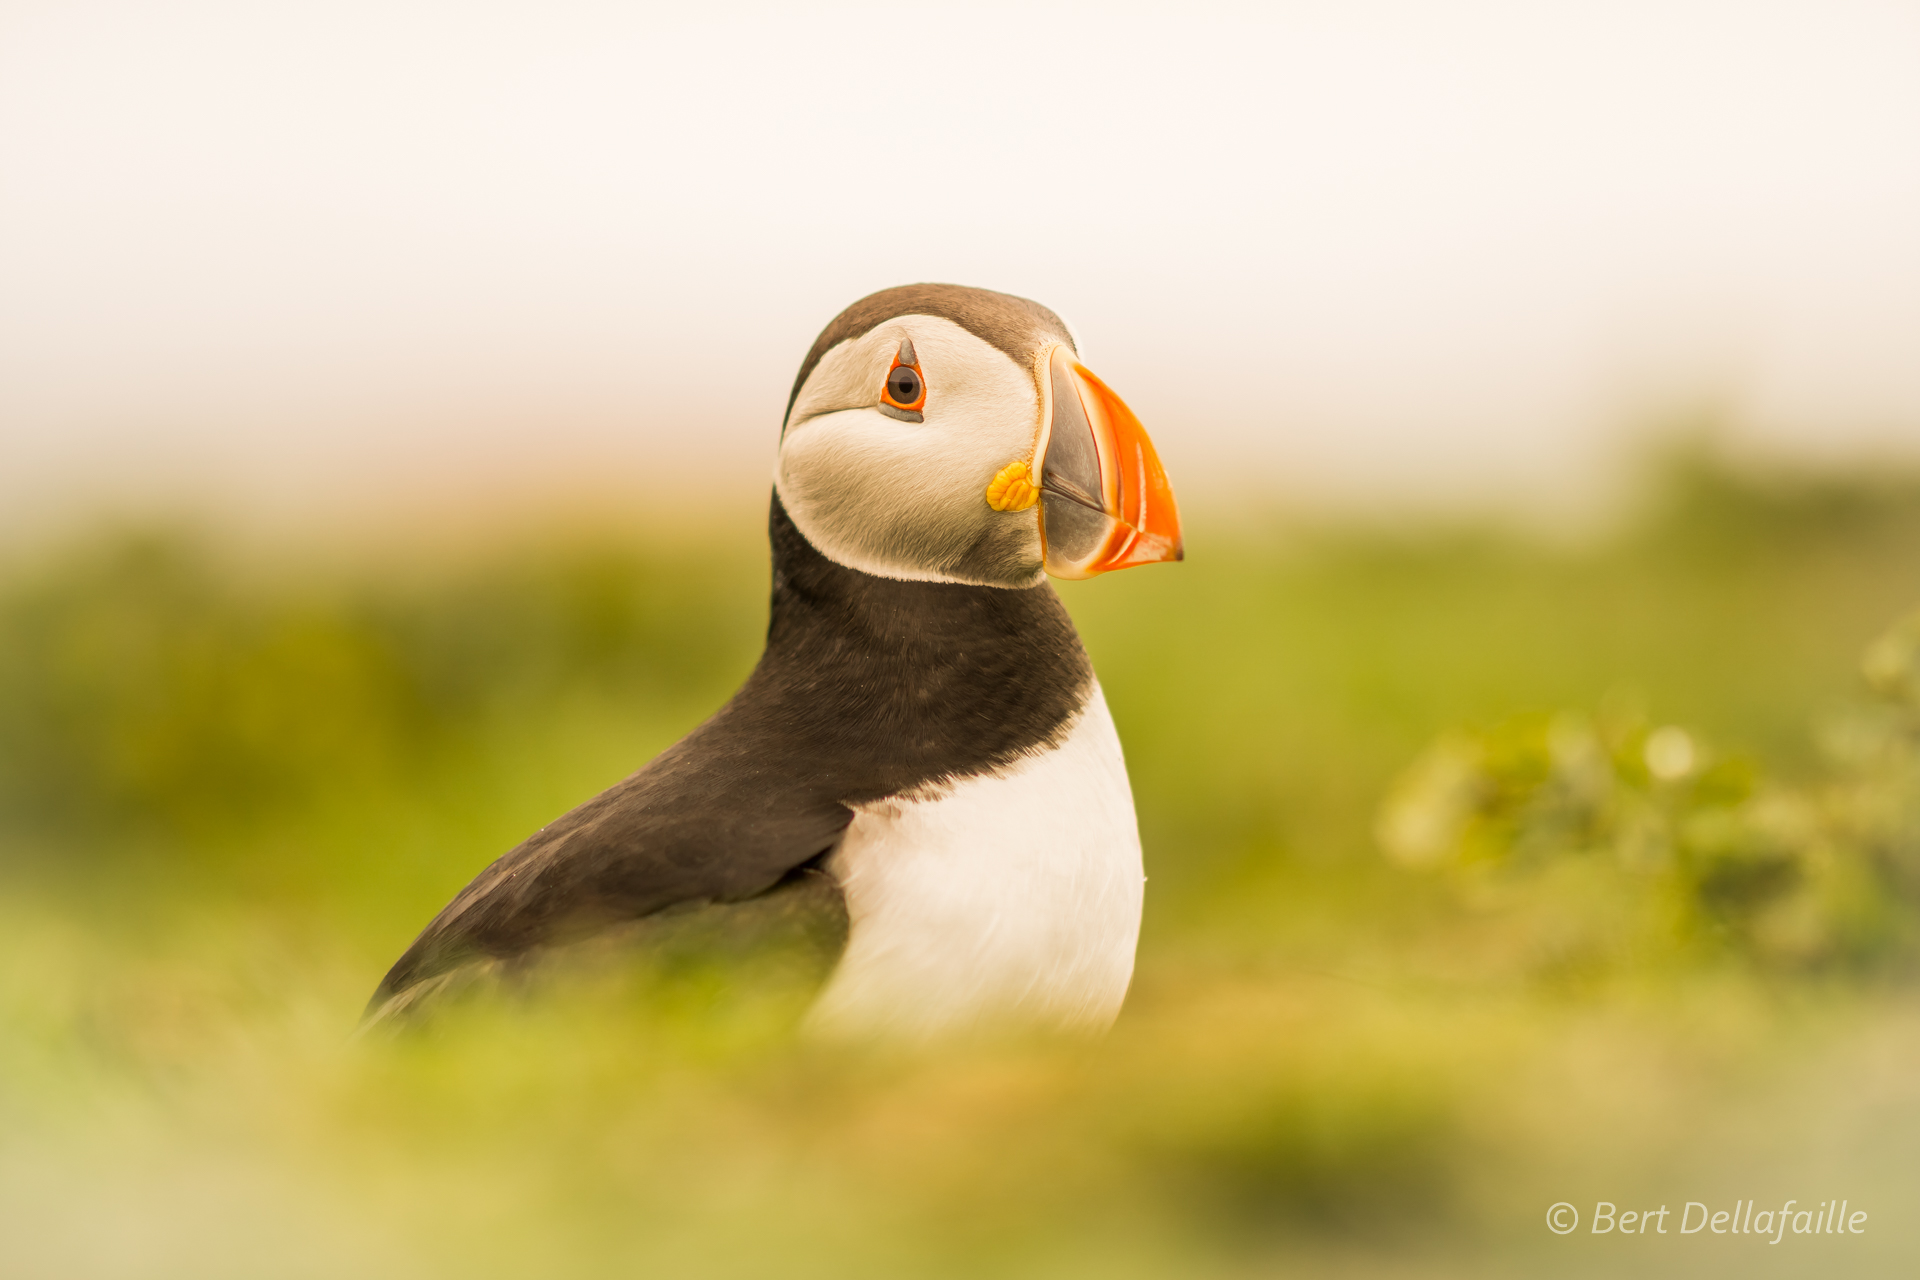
[4,458,1920,1277]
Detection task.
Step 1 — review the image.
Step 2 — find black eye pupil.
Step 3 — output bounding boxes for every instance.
[888,366,921,404]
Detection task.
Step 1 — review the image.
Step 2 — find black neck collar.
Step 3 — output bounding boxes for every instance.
[736,494,1094,802]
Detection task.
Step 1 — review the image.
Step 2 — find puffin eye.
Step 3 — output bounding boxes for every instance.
[886,365,922,405]
[878,338,926,421]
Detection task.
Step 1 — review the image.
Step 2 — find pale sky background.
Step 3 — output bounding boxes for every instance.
[3,0,1919,534]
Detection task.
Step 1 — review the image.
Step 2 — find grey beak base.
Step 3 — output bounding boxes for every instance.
[1037,350,1107,564]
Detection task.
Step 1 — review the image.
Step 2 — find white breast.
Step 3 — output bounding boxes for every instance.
[806,683,1144,1040]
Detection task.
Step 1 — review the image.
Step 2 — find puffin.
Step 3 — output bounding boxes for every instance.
[365,283,1182,1038]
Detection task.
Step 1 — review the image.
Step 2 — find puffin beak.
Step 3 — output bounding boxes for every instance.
[1033,345,1183,579]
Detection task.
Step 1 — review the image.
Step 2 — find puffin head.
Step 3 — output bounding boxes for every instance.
[776,283,1182,589]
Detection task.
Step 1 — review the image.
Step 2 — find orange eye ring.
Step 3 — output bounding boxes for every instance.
[880,338,926,419]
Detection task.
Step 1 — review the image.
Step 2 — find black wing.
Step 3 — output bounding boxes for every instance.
[365,494,1098,1027]
[364,703,853,1023]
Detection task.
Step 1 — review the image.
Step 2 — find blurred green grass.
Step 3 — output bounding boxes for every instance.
[4,456,1920,1278]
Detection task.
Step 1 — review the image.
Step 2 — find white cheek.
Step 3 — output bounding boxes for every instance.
[779,409,976,550]
[778,410,1040,585]
[777,318,1045,586]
